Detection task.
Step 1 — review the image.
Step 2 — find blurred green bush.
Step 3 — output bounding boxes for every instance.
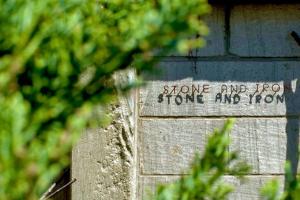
[0,0,210,199]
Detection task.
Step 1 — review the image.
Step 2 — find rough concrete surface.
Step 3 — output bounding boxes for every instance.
[71,104,134,200]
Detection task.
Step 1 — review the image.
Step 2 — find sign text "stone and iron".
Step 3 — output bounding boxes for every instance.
[157,83,294,106]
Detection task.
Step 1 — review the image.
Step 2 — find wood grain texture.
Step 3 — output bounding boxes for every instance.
[139,119,224,174]
[197,4,226,56]
[139,118,300,175]
[138,175,284,200]
[230,4,300,57]
[138,176,179,200]
[139,61,300,116]
[167,5,225,57]
[230,119,300,174]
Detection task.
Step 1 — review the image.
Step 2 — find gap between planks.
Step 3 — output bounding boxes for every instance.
[138,115,300,120]
[139,174,286,177]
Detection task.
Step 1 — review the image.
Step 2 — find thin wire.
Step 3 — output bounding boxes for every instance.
[41,178,77,200]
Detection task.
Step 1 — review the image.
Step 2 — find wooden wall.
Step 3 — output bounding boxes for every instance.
[138,3,300,199]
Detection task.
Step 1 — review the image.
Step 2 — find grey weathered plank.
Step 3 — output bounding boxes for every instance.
[139,118,300,175]
[225,176,283,200]
[230,4,300,57]
[138,176,179,200]
[139,61,300,116]
[139,119,223,174]
[137,176,180,200]
[138,175,284,200]
[169,5,225,57]
[229,119,300,174]
[196,4,225,56]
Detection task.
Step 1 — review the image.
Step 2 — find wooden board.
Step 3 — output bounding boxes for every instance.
[138,175,284,200]
[139,61,300,116]
[169,5,225,57]
[230,4,300,57]
[139,118,300,175]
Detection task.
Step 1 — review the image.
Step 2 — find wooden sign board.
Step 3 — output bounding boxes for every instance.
[140,61,300,116]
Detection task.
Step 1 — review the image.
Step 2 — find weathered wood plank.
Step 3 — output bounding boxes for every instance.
[139,118,299,175]
[138,176,179,200]
[230,4,300,57]
[139,119,223,174]
[139,61,300,116]
[169,5,225,57]
[138,175,284,200]
[229,119,300,174]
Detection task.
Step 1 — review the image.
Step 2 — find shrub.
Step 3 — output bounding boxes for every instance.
[0,0,210,199]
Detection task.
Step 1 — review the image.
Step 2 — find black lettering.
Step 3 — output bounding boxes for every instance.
[215,93,222,103]
[276,94,284,103]
[186,94,194,103]
[166,95,172,104]
[233,94,240,104]
[197,95,204,104]
[224,94,231,104]
[175,95,183,105]
[264,94,273,103]
[249,94,254,104]
[256,95,262,103]
[158,94,163,103]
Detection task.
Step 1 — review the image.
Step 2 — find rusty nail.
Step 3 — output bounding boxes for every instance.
[291,31,300,46]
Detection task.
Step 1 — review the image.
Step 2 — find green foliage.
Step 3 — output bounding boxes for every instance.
[261,179,282,200]
[151,119,251,200]
[0,0,210,199]
[261,162,300,200]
